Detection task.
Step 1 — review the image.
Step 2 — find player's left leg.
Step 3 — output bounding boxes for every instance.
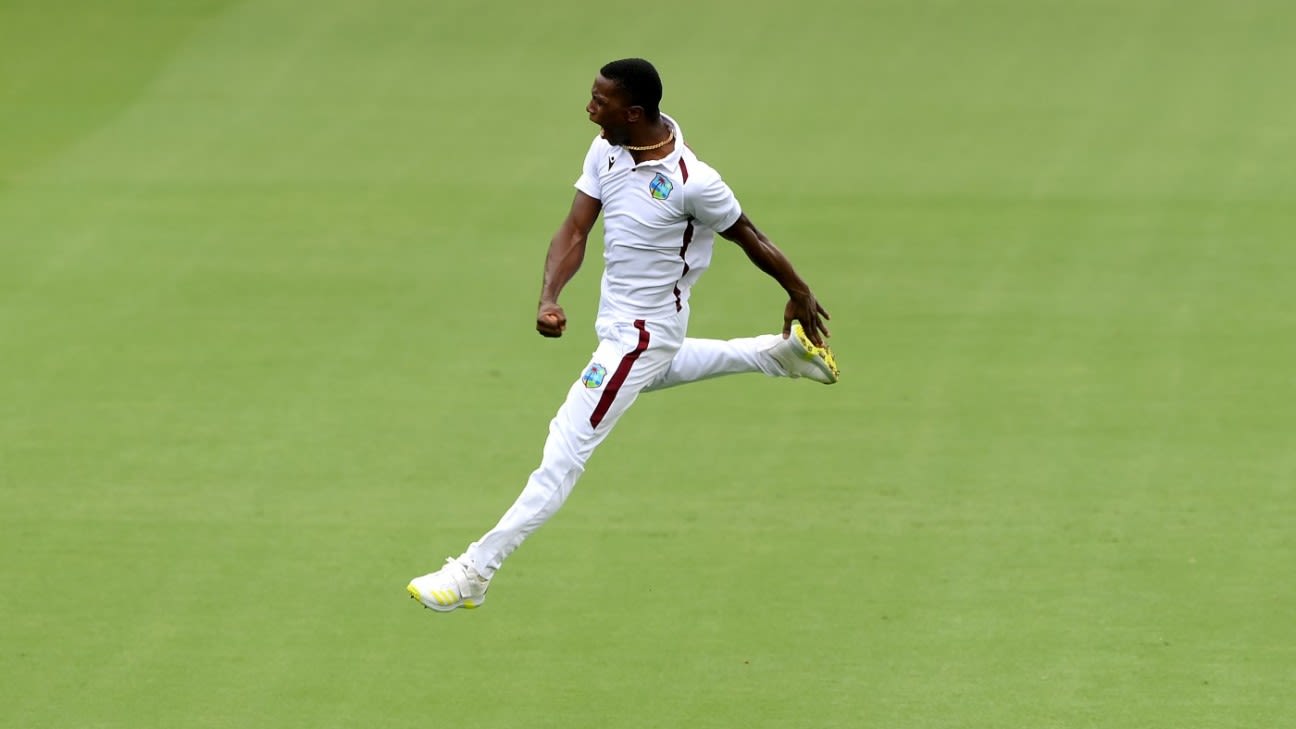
[644,334,784,391]
[646,322,838,392]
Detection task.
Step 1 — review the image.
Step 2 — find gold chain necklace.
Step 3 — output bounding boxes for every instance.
[624,130,675,152]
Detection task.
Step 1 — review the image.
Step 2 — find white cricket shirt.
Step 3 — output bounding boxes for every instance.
[574,113,742,321]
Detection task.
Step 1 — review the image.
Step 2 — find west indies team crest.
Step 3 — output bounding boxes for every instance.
[582,363,608,389]
[649,173,674,200]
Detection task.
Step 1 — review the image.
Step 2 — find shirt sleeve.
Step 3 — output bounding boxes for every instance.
[686,172,743,232]
[574,137,604,200]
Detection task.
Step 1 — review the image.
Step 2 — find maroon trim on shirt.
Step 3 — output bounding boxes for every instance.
[672,219,695,312]
[589,320,651,428]
[679,158,690,184]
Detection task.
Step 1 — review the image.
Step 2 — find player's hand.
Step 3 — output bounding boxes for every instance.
[783,293,831,347]
[537,302,567,338]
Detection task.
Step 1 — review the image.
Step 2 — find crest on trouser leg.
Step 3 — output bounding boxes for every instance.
[582,363,608,389]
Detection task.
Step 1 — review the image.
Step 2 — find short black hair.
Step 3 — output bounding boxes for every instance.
[599,58,663,120]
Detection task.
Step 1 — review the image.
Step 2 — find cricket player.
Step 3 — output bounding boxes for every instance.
[408,58,838,612]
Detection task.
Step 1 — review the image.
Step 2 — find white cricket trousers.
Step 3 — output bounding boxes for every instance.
[464,307,783,576]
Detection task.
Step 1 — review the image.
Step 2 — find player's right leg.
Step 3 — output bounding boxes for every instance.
[407,556,490,612]
[407,318,681,613]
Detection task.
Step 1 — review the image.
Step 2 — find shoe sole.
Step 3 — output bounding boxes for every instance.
[793,325,840,384]
[406,582,483,612]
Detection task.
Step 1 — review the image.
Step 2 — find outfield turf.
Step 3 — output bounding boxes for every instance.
[2,1,1294,727]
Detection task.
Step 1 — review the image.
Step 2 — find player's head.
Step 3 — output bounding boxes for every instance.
[587,58,663,145]
[599,58,662,120]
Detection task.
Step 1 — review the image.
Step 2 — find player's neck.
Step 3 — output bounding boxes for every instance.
[626,120,675,164]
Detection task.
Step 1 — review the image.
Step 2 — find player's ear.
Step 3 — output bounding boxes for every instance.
[625,105,644,123]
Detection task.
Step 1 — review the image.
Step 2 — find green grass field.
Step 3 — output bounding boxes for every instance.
[3,1,1294,727]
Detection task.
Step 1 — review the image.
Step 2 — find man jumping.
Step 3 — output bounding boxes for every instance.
[408,58,838,612]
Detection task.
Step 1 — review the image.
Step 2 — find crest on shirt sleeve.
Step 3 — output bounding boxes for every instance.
[649,173,674,200]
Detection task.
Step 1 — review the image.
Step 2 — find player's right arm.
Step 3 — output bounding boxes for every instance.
[536,191,601,338]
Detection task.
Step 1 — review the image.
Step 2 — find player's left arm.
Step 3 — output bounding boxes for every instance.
[719,214,832,346]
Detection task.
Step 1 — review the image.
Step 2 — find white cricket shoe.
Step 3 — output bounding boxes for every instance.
[767,323,840,384]
[407,556,491,612]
